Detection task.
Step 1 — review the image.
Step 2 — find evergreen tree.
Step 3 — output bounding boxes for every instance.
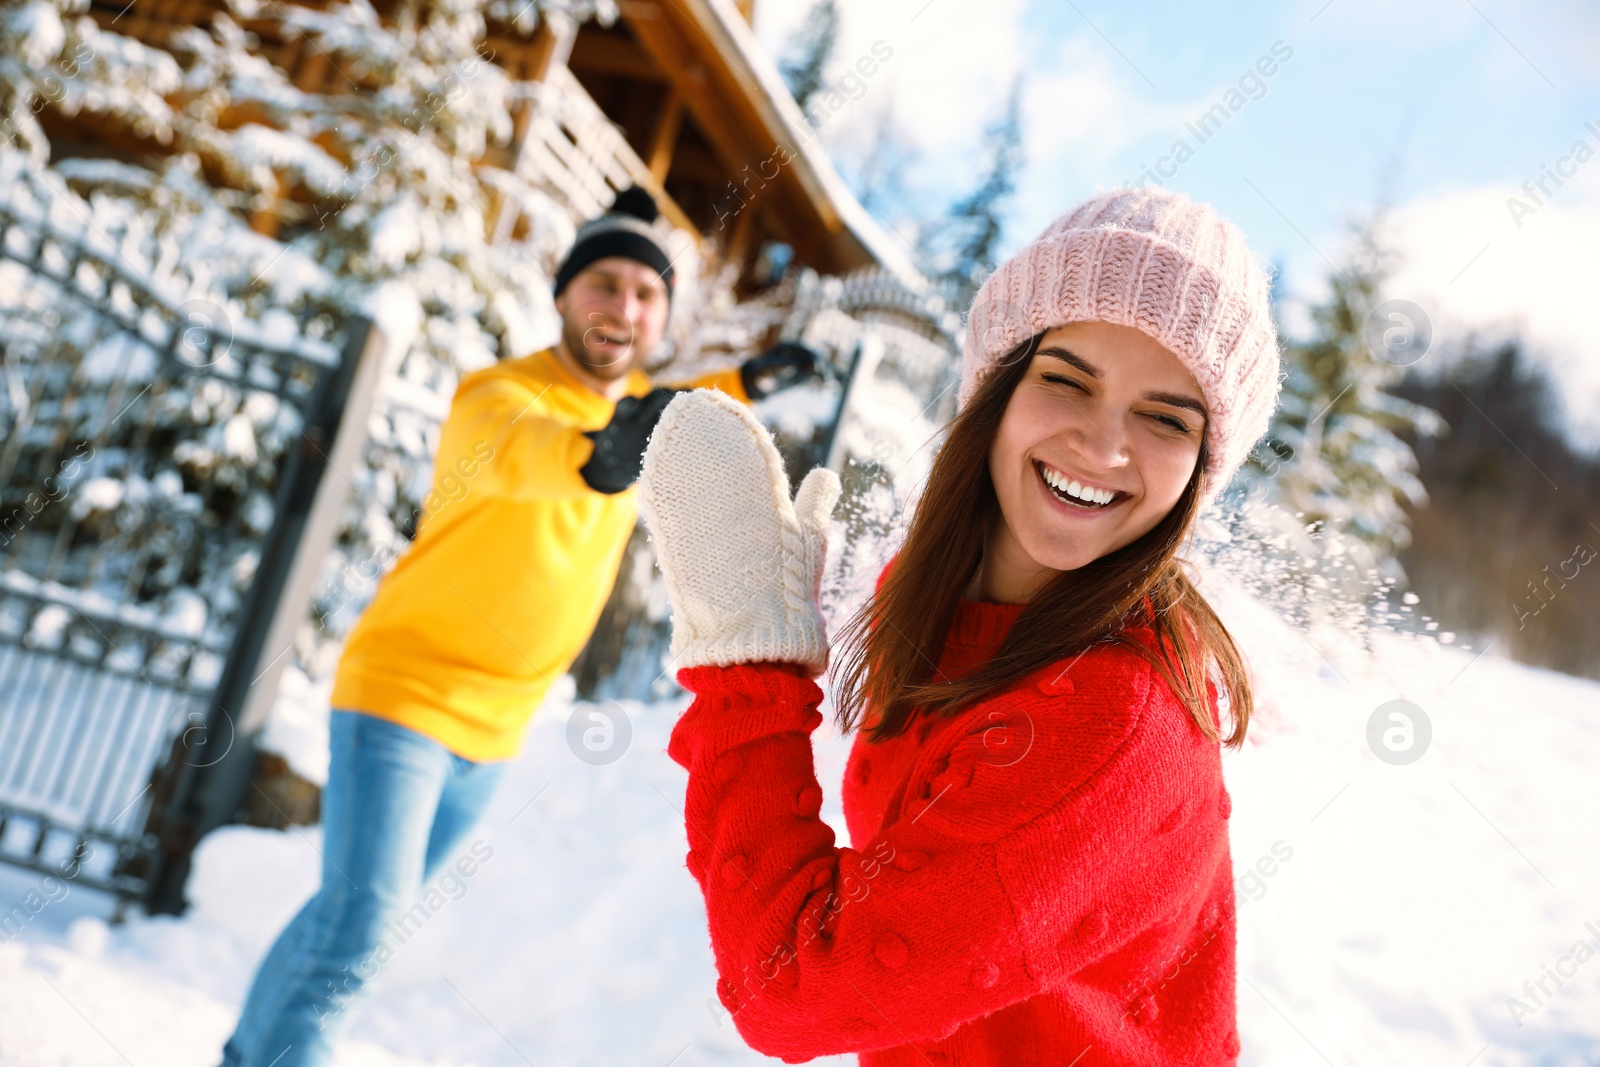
[0,0,600,716]
[1231,213,1445,572]
[1392,338,1600,679]
[849,94,916,217]
[932,75,1023,302]
[778,0,838,112]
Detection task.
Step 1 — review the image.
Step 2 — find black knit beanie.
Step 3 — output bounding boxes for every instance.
[552,186,675,300]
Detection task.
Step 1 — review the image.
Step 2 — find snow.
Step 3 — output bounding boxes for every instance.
[368,194,430,273]
[257,663,336,786]
[3,3,66,71]
[2,5,1594,1062]
[68,477,126,519]
[221,413,257,463]
[159,589,209,639]
[486,287,550,362]
[1213,587,1600,1062]
[228,123,348,197]
[79,332,160,386]
[359,279,426,378]
[52,158,157,195]
[1,584,1598,1065]
[0,571,226,651]
[23,603,70,648]
[752,378,840,439]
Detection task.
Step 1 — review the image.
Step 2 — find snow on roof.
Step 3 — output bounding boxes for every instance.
[682,0,929,293]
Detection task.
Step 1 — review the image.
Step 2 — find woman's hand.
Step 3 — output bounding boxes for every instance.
[638,389,840,676]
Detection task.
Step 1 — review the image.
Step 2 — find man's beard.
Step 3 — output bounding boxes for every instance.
[562,314,641,380]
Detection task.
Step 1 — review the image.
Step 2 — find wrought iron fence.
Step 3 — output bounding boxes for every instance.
[0,202,366,912]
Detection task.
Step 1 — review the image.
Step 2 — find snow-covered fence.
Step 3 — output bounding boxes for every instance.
[0,200,371,912]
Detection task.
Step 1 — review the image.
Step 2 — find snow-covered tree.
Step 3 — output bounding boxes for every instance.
[482,0,617,36]
[922,74,1023,304]
[778,0,838,112]
[0,7,349,645]
[1240,217,1443,561]
[1214,214,1444,629]
[0,0,639,779]
[1,0,950,785]
[841,92,917,218]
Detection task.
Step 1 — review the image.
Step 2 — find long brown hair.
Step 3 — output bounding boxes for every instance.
[829,331,1253,748]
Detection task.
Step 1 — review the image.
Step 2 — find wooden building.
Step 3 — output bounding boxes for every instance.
[3,0,959,850]
[80,0,924,295]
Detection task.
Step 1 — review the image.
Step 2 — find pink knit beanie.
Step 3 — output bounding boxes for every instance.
[960,186,1282,506]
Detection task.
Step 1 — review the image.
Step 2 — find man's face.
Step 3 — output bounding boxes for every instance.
[554,257,671,381]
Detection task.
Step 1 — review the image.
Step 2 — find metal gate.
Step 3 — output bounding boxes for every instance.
[0,203,365,914]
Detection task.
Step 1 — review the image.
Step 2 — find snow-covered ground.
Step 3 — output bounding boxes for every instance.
[2,577,1598,1066]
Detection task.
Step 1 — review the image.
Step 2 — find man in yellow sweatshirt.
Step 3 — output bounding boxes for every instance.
[219,187,820,1067]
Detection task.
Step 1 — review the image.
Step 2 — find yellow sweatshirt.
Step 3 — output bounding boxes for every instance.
[330,347,748,761]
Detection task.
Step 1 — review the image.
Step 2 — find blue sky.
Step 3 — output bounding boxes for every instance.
[1010,0,1593,270]
[753,0,1600,440]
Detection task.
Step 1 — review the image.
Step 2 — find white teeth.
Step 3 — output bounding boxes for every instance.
[1039,463,1115,507]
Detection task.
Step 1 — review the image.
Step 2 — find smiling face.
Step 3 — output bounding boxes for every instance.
[978,321,1207,601]
[553,256,670,388]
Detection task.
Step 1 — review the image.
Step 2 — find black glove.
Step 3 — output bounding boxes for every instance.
[739,341,824,400]
[579,387,679,494]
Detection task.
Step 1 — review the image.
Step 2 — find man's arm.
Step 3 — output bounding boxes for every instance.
[662,364,751,404]
[439,361,751,503]
[447,348,813,504]
[436,377,596,502]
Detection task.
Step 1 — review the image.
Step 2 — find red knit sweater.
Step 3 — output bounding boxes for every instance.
[668,592,1239,1066]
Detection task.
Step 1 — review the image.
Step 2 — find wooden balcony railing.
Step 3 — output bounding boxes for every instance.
[503,65,697,239]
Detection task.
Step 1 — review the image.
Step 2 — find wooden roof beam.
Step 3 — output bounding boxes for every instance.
[566,28,663,82]
[647,85,683,183]
[621,9,772,202]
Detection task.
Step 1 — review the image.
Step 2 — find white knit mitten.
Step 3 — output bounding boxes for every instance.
[637,389,841,675]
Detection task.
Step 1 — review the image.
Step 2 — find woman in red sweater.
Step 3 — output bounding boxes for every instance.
[637,187,1282,1066]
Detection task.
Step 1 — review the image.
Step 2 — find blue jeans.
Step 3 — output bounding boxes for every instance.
[219,710,506,1067]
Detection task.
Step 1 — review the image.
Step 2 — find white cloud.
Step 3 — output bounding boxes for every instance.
[755,0,1028,155]
[1385,162,1600,445]
[1302,0,1595,96]
[1296,0,1478,46]
[754,0,1181,243]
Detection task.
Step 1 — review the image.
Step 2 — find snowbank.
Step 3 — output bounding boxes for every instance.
[1,587,1598,1065]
